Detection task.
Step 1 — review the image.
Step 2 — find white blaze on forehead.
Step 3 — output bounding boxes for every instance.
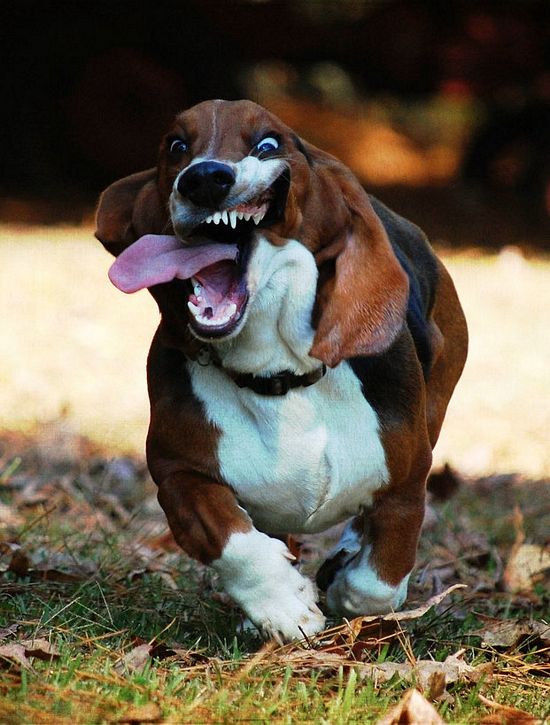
[205,99,222,158]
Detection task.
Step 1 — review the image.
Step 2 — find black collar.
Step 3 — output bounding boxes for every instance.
[205,348,326,396]
[222,364,327,396]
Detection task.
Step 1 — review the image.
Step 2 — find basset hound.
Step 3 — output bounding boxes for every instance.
[96,99,468,642]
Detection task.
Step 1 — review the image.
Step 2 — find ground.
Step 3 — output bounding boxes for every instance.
[0,221,548,723]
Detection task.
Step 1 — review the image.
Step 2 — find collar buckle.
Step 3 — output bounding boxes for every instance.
[270,373,291,396]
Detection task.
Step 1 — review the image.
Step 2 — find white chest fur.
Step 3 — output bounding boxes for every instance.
[187,236,389,534]
[189,362,388,533]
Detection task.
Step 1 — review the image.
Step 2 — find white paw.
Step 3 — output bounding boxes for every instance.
[326,551,410,618]
[214,530,326,642]
[241,567,325,642]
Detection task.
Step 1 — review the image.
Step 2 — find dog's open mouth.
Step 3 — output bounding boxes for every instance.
[182,173,288,337]
[185,243,250,337]
[108,173,288,339]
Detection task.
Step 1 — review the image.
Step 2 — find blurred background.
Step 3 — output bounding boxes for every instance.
[1,0,549,478]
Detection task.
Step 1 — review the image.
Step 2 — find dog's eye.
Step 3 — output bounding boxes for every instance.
[255,136,279,154]
[169,138,189,155]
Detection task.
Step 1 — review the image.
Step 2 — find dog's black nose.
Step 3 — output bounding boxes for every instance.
[177,161,236,208]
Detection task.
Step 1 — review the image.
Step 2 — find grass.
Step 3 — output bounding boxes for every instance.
[0,221,549,722]
[0,433,548,723]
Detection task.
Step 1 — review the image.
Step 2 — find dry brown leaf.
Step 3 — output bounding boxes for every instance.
[503,543,550,593]
[116,702,163,723]
[376,688,445,725]
[349,583,467,628]
[478,618,550,649]
[116,643,152,673]
[478,693,542,724]
[0,638,60,670]
[298,584,467,658]
[19,638,60,661]
[359,650,484,691]
[0,643,33,670]
[427,670,447,702]
[0,624,19,641]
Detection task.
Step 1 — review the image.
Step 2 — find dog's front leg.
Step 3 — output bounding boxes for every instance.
[317,483,426,618]
[157,472,325,642]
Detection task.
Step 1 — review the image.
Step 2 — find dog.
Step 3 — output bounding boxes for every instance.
[96,99,468,642]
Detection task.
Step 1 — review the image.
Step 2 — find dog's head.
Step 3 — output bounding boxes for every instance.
[96,99,408,366]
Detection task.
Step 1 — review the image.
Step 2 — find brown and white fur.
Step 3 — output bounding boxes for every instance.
[96,99,468,642]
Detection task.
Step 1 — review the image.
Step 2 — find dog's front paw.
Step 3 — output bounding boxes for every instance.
[214,530,325,642]
[325,546,410,618]
[242,567,326,642]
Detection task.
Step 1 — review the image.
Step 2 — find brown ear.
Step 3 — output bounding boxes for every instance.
[310,175,409,368]
[95,168,167,256]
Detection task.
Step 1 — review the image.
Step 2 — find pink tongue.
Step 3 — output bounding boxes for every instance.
[108,235,238,293]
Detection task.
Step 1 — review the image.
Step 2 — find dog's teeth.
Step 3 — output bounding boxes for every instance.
[221,210,229,225]
[237,211,244,220]
[197,303,237,327]
[213,212,222,225]
[243,212,252,221]
[253,211,264,225]
[187,301,201,317]
[204,215,213,224]
[229,210,237,229]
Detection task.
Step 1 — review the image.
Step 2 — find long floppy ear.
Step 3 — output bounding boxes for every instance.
[95,168,167,257]
[309,168,409,368]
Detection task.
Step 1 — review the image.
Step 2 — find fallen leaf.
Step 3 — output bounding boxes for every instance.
[355,583,467,626]
[478,693,542,724]
[19,638,60,661]
[477,618,550,649]
[0,643,33,670]
[376,688,444,725]
[302,584,467,659]
[359,650,485,690]
[427,670,446,702]
[503,543,550,593]
[150,643,209,666]
[0,637,60,670]
[116,642,152,673]
[0,624,19,641]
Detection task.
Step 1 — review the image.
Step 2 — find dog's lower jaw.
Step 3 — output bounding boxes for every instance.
[212,529,326,642]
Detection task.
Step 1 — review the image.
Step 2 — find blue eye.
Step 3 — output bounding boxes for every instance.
[256,136,279,154]
[169,138,188,155]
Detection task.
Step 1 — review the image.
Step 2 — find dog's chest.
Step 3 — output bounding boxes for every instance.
[189,362,388,533]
